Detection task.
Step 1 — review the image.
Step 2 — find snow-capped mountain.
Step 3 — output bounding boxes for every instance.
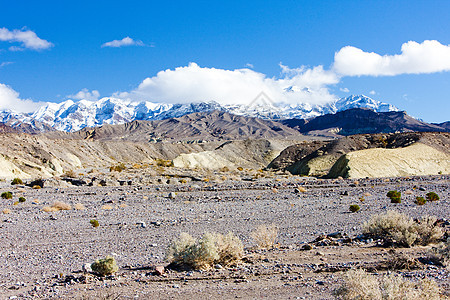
[0,95,399,132]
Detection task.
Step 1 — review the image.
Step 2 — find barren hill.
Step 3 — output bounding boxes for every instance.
[280,108,448,136]
[268,132,450,178]
[46,110,303,142]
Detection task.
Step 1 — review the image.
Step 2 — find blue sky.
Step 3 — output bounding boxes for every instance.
[1,0,449,122]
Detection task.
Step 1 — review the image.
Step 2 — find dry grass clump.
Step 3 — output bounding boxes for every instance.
[74,203,85,210]
[251,224,278,249]
[42,201,72,212]
[362,211,443,247]
[334,269,442,300]
[91,256,118,276]
[101,204,113,210]
[2,208,11,214]
[166,232,244,270]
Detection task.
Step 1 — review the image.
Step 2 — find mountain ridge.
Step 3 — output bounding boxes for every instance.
[1,95,400,133]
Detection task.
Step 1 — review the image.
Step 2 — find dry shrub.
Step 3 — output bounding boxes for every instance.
[74,203,85,210]
[32,185,41,189]
[334,269,381,299]
[101,205,113,210]
[42,201,72,212]
[384,250,421,270]
[119,203,128,208]
[166,232,243,270]
[251,224,278,249]
[428,238,450,268]
[91,256,118,276]
[334,269,442,300]
[2,208,11,214]
[362,211,443,247]
[363,192,372,197]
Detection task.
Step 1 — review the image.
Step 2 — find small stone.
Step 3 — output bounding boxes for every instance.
[214,264,223,269]
[154,265,165,275]
[82,263,92,273]
[301,244,313,251]
[168,192,176,199]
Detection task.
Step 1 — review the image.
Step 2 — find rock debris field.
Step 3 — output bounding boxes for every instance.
[0,174,449,299]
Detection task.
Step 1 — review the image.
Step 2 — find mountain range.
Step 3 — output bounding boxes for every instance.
[1,95,399,133]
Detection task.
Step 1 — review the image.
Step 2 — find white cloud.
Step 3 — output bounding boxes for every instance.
[340,87,349,93]
[0,27,53,50]
[245,63,254,68]
[333,40,450,76]
[114,63,339,105]
[369,90,376,95]
[0,62,13,68]
[101,37,144,48]
[0,83,46,113]
[67,88,100,101]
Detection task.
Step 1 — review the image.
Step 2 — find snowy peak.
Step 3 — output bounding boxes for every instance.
[333,95,399,113]
[0,95,400,132]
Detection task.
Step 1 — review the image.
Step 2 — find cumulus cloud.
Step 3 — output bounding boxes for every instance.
[101,37,144,48]
[0,83,46,113]
[0,27,53,50]
[333,40,450,76]
[67,88,100,101]
[114,63,339,105]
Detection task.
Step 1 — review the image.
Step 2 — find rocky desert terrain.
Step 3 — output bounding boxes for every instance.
[0,113,449,299]
[0,171,448,299]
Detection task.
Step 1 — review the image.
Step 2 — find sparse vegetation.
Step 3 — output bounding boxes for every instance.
[18,197,26,203]
[90,219,99,227]
[74,203,85,210]
[155,158,173,167]
[426,192,440,202]
[333,269,442,300]
[91,256,118,276]
[1,191,13,199]
[387,190,401,203]
[42,201,72,212]
[2,208,11,214]
[362,211,443,247]
[102,204,113,210]
[11,178,23,185]
[349,204,360,213]
[166,232,244,270]
[251,224,278,249]
[64,170,77,178]
[415,196,427,205]
[109,163,126,172]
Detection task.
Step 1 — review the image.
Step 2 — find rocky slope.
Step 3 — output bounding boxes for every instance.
[268,132,450,178]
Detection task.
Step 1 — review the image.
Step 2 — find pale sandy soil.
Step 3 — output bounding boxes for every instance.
[0,174,448,299]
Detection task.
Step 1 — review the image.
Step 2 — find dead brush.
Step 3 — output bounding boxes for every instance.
[166,232,244,270]
[42,201,72,212]
[334,268,442,300]
[362,211,443,247]
[381,249,421,271]
[251,224,278,249]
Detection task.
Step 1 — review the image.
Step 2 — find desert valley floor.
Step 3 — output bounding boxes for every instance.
[0,173,448,299]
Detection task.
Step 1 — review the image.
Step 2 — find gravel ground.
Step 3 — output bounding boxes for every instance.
[0,174,448,299]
